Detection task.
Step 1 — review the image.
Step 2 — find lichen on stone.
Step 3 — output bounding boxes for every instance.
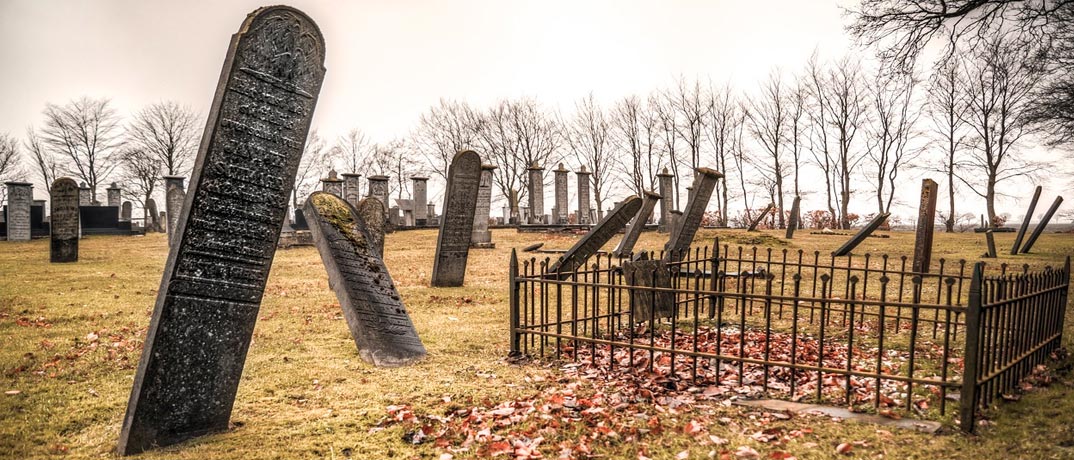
[312,193,368,250]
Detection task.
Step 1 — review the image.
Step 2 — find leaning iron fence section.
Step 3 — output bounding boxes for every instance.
[508,238,1071,433]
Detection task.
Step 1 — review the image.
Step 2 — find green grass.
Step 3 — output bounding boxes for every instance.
[2,228,1074,459]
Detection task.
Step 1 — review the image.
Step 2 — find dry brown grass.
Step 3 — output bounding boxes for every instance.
[1,227,1074,459]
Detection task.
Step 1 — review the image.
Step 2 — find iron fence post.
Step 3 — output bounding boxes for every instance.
[961,262,985,433]
[509,249,521,355]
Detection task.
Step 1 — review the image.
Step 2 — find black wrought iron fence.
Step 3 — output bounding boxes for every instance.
[508,238,1070,432]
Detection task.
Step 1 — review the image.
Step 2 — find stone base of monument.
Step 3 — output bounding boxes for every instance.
[278,231,314,248]
[974,227,1015,233]
[470,242,496,249]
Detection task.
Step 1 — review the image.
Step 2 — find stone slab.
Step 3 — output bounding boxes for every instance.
[431,150,481,287]
[549,195,642,278]
[50,178,79,262]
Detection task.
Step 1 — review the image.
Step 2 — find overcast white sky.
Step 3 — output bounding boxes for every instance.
[0,0,1068,222]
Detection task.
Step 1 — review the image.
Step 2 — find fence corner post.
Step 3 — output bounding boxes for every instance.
[1060,256,1072,346]
[509,248,521,355]
[960,262,986,433]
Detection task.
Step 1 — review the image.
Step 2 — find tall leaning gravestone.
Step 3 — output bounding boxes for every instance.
[431,150,482,287]
[304,192,426,366]
[50,178,80,262]
[118,6,325,455]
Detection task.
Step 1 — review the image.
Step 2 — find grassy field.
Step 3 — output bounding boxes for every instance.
[2,227,1074,459]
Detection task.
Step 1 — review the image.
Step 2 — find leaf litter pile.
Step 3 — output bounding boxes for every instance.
[374,325,965,459]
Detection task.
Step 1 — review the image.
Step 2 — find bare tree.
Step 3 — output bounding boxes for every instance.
[731,101,754,222]
[476,98,561,220]
[412,99,479,180]
[292,129,334,209]
[0,133,20,202]
[563,94,614,218]
[611,95,663,196]
[805,54,839,226]
[653,93,682,208]
[811,56,868,229]
[24,127,58,196]
[335,128,373,174]
[785,78,809,201]
[926,59,969,232]
[956,38,1042,226]
[39,97,122,201]
[672,77,708,209]
[367,139,421,202]
[705,83,742,226]
[127,101,199,177]
[745,72,791,228]
[119,146,162,225]
[864,68,922,215]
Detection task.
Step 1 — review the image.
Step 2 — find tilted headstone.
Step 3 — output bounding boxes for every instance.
[663,168,722,262]
[121,201,132,221]
[411,176,428,226]
[912,179,938,274]
[49,178,79,262]
[1011,185,1043,254]
[320,169,343,197]
[785,196,801,239]
[163,176,186,246]
[78,182,92,206]
[107,182,122,207]
[983,229,997,258]
[549,195,643,278]
[367,175,389,214]
[624,256,675,323]
[527,162,544,224]
[1020,196,1064,254]
[145,198,161,232]
[471,164,496,248]
[431,150,482,287]
[356,196,386,258]
[341,173,362,207]
[118,6,326,455]
[656,167,675,233]
[304,192,426,366]
[747,203,775,232]
[5,182,33,241]
[612,190,661,258]
[553,163,569,225]
[832,212,890,257]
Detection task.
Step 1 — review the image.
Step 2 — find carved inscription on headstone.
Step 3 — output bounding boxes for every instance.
[305,192,426,366]
[613,190,661,258]
[549,196,643,278]
[624,257,675,323]
[50,178,80,262]
[356,196,386,258]
[412,176,428,225]
[5,182,32,241]
[341,173,362,207]
[554,163,569,224]
[431,150,482,287]
[576,167,591,225]
[118,6,326,455]
[527,162,544,224]
[663,168,722,262]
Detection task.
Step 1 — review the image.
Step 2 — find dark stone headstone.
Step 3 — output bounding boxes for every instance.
[78,182,92,206]
[576,166,592,225]
[4,182,32,241]
[107,182,123,207]
[785,196,801,239]
[553,163,569,224]
[118,6,326,455]
[549,195,643,278]
[341,173,362,207]
[912,179,938,274]
[1011,186,1043,255]
[527,162,544,224]
[412,176,428,226]
[367,175,389,214]
[656,167,675,233]
[663,167,722,262]
[747,203,775,232]
[121,201,133,221]
[613,190,661,258]
[431,150,482,287]
[164,176,186,245]
[356,197,386,258]
[145,198,161,232]
[832,212,890,257]
[79,206,122,234]
[50,178,79,262]
[1020,196,1063,254]
[623,257,675,323]
[304,192,425,366]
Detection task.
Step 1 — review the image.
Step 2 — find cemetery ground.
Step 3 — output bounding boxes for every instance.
[2,229,1074,459]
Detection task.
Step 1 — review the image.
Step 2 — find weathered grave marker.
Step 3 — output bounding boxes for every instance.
[304,192,426,366]
[431,150,482,287]
[107,182,122,207]
[356,197,386,258]
[1011,186,1042,255]
[747,203,775,232]
[118,6,326,455]
[527,162,544,224]
[912,179,938,273]
[163,176,186,246]
[549,195,642,278]
[554,163,569,224]
[471,164,496,248]
[367,175,389,213]
[576,166,592,225]
[656,168,675,233]
[341,173,362,207]
[145,198,161,232]
[121,201,132,221]
[624,255,675,323]
[1020,196,1063,254]
[983,229,997,258]
[411,176,428,226]
[50,178,79,262]
[785,196,801,239]
[663,168,722,262]
[4,182,32,241]
[832,212,890,257]
[612,190,661,258]
[320,169,343,196]
[78,182,91,206]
